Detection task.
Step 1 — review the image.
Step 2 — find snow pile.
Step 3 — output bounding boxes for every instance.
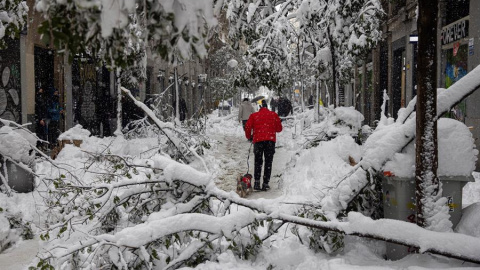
[207,110,241,137]
[438,119,478,176]
[58,124,91,141]
[456,202,480,237]
[0,125,35,166]
[314,106,365,139]
[2,103,480,269]
[383,118,478,177]
[464,172,480,206]
[334,106,364,130]
[0,199,35,255]
[283,135,362,202]
[0,213,18,252]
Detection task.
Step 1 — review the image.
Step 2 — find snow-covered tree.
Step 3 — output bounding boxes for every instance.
[207,45,243,102]
[225,0,297,93]
[0,0,28,48]
[225,0,383,105]
[415,0,448,230]
[300,0,383,106]
[35,0,218,67]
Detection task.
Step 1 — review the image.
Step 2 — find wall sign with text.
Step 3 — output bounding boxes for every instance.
[441,18,469,46]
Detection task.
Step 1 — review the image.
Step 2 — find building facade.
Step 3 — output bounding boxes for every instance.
[0,0,212,138]
[353,0,480,168]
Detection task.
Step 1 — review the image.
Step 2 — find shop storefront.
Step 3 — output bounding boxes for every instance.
[441,16,469,122]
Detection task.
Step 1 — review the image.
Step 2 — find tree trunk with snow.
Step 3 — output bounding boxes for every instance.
[314,81,319,122]
[114,68,123,136]
[415,0,441,228]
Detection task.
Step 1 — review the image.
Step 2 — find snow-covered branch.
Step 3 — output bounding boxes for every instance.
[35,0,217,67]
[320,65,480,217]
[0,0,27,48]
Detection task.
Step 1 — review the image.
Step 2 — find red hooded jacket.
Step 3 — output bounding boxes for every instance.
[245,107,283,143]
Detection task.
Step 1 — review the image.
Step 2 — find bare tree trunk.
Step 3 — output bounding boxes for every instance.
[324,81,331,107]
[329,34,337,108]
[297,38,305,112]
[415,0,439,228]
[174,67,180,125]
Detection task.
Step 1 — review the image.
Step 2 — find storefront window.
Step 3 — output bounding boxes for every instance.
[445,44,468,122]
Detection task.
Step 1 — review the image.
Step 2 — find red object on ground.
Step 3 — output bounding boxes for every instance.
[383,171,395,177]
[242,174,252,189]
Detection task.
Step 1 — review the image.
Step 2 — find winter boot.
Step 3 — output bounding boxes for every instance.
[262,182,270,191]
[254,180,261,191]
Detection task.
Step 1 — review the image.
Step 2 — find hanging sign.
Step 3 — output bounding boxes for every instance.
[441,18,469,46]
[453,42,460,57]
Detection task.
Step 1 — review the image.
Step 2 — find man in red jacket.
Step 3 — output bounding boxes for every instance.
[245,100,283,191]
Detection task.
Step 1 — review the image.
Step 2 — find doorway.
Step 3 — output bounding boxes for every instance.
[34,46,54,91]
[392,48,405,119]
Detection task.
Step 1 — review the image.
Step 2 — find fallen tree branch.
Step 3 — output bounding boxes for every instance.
[273,212,480,264]
[320,65,480,216]
[121,87,190,163]
[208,188,480,264]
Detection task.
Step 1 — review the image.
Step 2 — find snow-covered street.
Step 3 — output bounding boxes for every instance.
[207,131,291,200]
[2,0,480,269]
[1,107,480,269]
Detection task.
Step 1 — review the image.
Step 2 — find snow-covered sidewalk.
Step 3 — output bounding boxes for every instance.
[208,133,291,200]
[2,108,480,269]
[205,109,293,200]
[0,239,39,270]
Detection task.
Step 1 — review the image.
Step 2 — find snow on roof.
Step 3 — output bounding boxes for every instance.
[383,118,478,177]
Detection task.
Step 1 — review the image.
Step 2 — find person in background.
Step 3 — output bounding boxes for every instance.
[35,88,48,149]
[308,94,314,109]
[47,88,63,149]
[238,98,255,130]
[277,96,293,119]
[179,97,188,122]
[244,100,283,191]
[270,97,278,113]
[172,97,188,122]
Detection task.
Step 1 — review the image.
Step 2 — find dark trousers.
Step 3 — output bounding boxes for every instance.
[36,122,47,141]
[253,141,275,184]
[242,120,248,130]
[36,122,47,149]
[48,120,60,147]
